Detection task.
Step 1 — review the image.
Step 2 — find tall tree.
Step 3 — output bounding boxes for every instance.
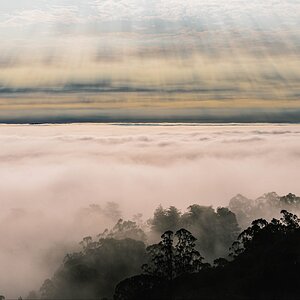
[174,229,204,275]
[143,229,205,280]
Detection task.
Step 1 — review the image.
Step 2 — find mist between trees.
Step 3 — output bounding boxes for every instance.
[2,192,298,300]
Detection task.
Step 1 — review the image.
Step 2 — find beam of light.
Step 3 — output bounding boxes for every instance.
[0,0,299,121]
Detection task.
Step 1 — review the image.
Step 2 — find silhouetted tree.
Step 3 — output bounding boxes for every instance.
[230,210,300,258]
[114,275,164,300]
[116,210,300,300]
[174,229,204,275]
[281,209,300,229]
[142,230,174,280]
[213,257,229,268]
[142,229,205,280]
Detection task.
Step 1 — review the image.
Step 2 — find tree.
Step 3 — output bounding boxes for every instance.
[150,204,240,261]
[229,192,300,229]
[79,236,99,253]
[40,238,146,299]
[280,193,300,207]
[116,210,300,300]
[280,209,300,229]
[213,257,229,268]
[150,206,181,233]
[142,229,205,280]
[181,205,240,260]
[99,219,147,242]
[114,275,163,300]
[174,229,204,275]
[230,210,300,258]
[142,230,174,280]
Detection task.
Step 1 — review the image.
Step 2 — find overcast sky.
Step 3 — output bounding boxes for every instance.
[0,1,299,122]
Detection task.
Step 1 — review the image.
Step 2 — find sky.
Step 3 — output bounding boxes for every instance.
[1,123,300,297]
[0,0,300,122]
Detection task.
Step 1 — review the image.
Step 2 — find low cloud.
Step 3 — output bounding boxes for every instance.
[0,124,300,297]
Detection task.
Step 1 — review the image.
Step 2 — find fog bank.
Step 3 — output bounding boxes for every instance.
[0,123,300,297]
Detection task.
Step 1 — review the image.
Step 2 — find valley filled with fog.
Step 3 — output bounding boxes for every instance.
[0,123,300,297]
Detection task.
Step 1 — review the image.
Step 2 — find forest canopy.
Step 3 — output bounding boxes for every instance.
[15,192,300,300]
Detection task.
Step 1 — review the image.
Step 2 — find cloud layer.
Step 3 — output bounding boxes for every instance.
[0,1,299,121]
[1,0,299,27]
[0,124,300,297]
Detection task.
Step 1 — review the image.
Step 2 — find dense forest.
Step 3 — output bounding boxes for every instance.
[116,209,300,299]
[3,192,300,300]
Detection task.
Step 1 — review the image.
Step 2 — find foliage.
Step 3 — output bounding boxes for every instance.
[150,205,240,260]
[40,238,146,299]
[115,210,300,300]
[114,275,164,300]
[230,210,300,257]
[150,206,181,233]
[213,257,229,268]
[229,192,300,228]
[98,219,147,242]
[142,229,205,280]
[38,198,300,300]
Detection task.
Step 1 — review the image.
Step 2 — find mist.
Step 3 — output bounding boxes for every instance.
[0,123,300,297]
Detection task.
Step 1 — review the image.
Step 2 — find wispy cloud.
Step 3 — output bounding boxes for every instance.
[0,5,82,27]
[0,1,299,122]
[89,0,300,24]
[1,0,299,29]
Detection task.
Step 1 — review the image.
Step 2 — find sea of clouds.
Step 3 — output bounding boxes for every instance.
[0,123,300,297]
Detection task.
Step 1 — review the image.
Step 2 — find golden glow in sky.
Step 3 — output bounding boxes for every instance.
[0,0,299,122]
